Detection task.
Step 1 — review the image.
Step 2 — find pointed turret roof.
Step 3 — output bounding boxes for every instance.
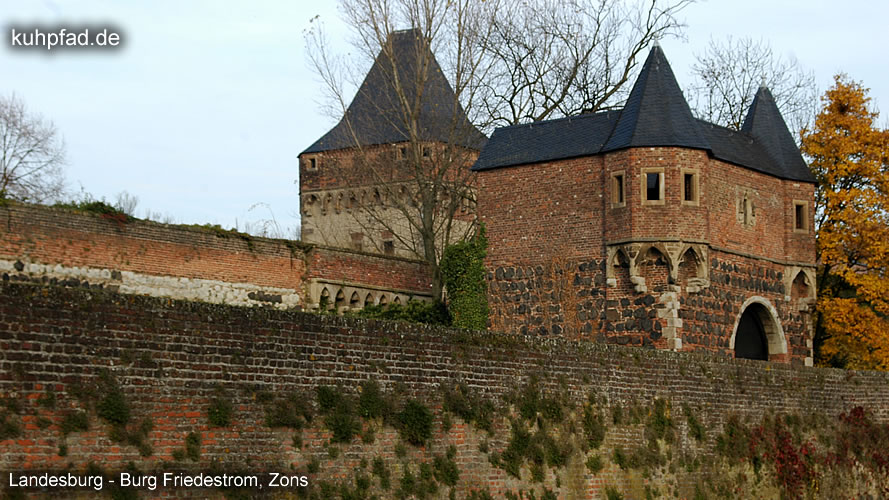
[602,45,710,153]
[474,45,814,183]
[302,29,485,154]
[741,86,813,181]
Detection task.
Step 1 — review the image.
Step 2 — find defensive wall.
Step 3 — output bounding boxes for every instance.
[2,282,889,499]
[0,203,434,312]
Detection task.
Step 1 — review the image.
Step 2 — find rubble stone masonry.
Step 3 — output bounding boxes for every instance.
[478,147,817,364]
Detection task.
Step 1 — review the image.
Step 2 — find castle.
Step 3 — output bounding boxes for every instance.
[0,31,816,366]
[299,34,816,365]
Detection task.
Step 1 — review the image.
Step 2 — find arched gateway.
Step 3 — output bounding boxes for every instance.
[730,297,787,361]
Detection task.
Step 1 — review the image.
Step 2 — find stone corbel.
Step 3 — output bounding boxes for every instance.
[664,242,683,284]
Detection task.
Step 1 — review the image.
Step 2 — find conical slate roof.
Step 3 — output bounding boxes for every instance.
[602,44,710,153]
[741,86,813,181]
[302,29,486,154]
[474,45,814,183]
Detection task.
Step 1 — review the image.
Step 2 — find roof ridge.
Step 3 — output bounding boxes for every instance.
[491,111,616,132]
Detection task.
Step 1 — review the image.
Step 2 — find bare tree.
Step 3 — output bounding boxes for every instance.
[477,0,693,130]
[686,36,818,137]
[0,94,66,203]
[305,0,496,298]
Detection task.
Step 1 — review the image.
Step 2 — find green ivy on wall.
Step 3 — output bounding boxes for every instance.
[440,225,489,330]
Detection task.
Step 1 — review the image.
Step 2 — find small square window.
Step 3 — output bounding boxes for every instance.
[794,201,809,232]
[640,168,664,205]
[383,240,395,255]
[422,146,430,158]
[611,171,626,207]
[304,156,318,171]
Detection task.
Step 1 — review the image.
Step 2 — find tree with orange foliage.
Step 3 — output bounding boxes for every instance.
[801,75,889,370]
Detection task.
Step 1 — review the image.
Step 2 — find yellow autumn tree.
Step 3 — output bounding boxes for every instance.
[801,75,889,370]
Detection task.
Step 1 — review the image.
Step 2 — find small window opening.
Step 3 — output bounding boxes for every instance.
[613,174,624,205]
[422,146,430,158]
[399,146,407,159]
[683,173,695,202]
[646,173,661,201]
[794,202,808,231]
[383,240,395,255]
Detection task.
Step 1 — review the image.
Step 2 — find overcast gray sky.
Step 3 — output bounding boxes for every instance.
[2,0,887,236]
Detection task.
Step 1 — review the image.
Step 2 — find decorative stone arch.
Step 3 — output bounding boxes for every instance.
[635,244,671,292]
[729,296,787,360]
[320,287,331,310]
[392,296,402,305]
[347,191,357,212]
[785,266,816,308]
[322,194,332,215]
[349,291,361,308]
[335,193,344,214]
[677,245,710,293]
[334,289,346,310]
[379,294,388,306]
[302,195,316,218]
[605,246,631,287]
[364,292,374,307]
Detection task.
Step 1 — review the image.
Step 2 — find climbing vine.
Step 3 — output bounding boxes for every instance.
[440,225,489,329]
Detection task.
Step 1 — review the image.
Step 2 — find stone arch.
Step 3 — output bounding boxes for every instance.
[392,296,402,305]
[303,195,317,218]
[349,291,361,308]
[335,193,344,213]
[379,295,388,306]
[320,287,331,310]
[730,296,787,360]
[334,289,345,310]
[322,194,332,215]
[364,293,374,307]
[347,192,357,212]
[606,247,631,289]
[637,245,670,291]
[791,270,813,301]
[678,247,702,284]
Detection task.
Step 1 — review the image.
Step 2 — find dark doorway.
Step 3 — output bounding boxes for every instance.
[735,306,768,360]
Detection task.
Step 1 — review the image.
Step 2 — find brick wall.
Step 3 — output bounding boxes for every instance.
[0,282,885,499]
[0,203,434,310]
[307,246,433,294]
[0,204,308,307]
[478,147,817,362]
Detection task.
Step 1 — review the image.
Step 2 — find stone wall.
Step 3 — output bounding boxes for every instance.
[0,282,886,499]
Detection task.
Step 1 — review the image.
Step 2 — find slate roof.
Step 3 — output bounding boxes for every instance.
[473,46,814,183]
[302,29,486,154]
[602,45,710,153]
[741,86,812,181]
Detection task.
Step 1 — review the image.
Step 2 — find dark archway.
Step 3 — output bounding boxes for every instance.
[735,305,768,360]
